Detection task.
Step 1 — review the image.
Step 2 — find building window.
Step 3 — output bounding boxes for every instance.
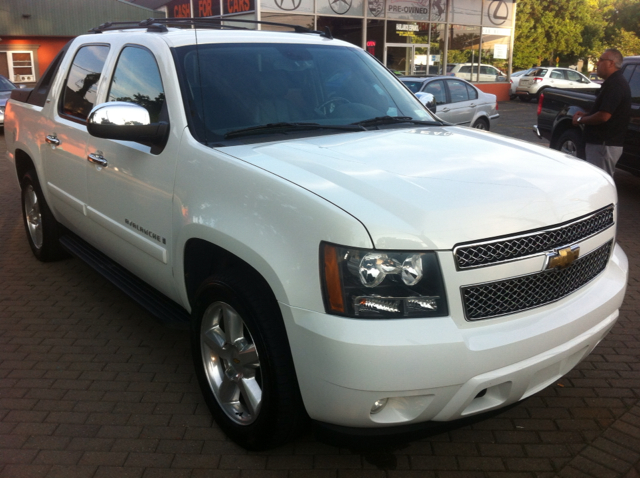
[8,51,35,83]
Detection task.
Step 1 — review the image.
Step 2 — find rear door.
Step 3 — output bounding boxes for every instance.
[41,43,110,233]
[441,79,476,125]
[548,69,569,89]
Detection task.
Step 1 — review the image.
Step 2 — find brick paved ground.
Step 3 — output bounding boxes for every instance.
[1,103,640,477]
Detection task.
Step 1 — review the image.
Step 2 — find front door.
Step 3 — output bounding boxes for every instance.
[84,45,179,299]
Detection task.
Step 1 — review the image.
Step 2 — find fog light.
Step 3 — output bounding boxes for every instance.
[370,398,388,414]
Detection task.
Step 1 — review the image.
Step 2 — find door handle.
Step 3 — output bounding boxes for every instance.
[87,152,108,168]
[45,134,60,146]
[441,107,450,112]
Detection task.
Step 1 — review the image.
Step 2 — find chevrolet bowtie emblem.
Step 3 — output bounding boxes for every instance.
[546,245,580,270]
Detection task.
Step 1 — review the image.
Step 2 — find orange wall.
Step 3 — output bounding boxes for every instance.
[473,82,511,102]
[1,37,73,78]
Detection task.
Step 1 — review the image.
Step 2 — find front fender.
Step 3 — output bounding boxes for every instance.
[171,132,373,314]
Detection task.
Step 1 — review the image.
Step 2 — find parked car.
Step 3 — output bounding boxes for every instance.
[509,68,535,99]
[401,76,499,129]
[446,63,506,82]
[589,72,604,84]
[0,74,17,126]
[516,67,599,102]
[534,56,640,175]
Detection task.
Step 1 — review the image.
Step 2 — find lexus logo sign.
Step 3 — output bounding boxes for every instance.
[487,0,509,25]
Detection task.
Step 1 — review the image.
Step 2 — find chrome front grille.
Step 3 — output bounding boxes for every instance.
[454,206,614,269]
[461,240,612,321]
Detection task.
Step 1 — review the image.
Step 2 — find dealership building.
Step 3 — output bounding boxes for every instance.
[1,0,515,97]
[160,0,516,83]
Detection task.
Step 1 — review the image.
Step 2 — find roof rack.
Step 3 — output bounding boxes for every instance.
[90,17,333,39]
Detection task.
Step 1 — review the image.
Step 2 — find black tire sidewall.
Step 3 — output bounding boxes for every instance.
[557,129,585,159]
[472,117,489,130]
[20,170,64,262]
[191,275,304,450]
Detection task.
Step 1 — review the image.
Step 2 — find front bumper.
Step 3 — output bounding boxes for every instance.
[282,244,627,429]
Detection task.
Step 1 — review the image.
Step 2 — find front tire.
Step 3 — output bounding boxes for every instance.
[191,272,307,450]
[555,128,585,159]
[20,170,67,262]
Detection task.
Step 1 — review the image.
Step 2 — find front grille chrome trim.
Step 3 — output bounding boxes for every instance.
[454,205,614,270]
[461,240,613,321]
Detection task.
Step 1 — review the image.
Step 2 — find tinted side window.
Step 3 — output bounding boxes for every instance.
[108,46,165,123]
[459,66,472,73]
[566,70,583,82]
[28,40,72,107]
[465,83,478,100]
[627,66,640,103]
[61,45,109,121]
[447,80,470,103]
[528,68,547,77]
[623,64,635,83]
[424,80,446,104]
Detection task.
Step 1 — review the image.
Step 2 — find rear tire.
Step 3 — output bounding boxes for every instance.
[20,170,67,262]
[191,271,307,450]
[555,129,585,159]
[472,117,490,131]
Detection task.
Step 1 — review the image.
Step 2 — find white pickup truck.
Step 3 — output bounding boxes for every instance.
[4,18,628,450]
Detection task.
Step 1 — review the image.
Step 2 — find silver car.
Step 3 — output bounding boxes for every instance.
[0,75,17,126]
[401,76,499,130]
[509,68,535,99]
[516,67,599,102]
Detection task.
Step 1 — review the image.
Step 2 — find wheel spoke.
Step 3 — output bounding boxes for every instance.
[202,329,226,356]
[223,306,244,344]
[218,376,240,404]
[239,376,262,416]
[237,341,259,368]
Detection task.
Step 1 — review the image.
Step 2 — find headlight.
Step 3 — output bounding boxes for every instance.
[320,243,448,318]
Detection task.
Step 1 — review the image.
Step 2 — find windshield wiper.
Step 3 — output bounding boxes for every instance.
[224,122,365,139]
[351,116,442,128]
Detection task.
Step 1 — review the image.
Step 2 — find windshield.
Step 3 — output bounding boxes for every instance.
[0,76,16,91]
[175,42,434,143]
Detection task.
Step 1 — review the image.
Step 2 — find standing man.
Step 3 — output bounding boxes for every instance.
[572,49,631,176]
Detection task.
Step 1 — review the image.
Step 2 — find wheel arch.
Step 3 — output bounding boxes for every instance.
[471,114,490,129]
[549,119,577,150]
[182,237,282,313]
[14,148,37,184]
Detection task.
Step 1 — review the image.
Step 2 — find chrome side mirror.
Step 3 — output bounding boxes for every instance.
[88,101,151,126]
[415,92,437,114]
[87,102,168,154]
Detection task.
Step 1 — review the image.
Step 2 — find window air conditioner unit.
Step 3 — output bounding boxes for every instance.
[19,75,35,82]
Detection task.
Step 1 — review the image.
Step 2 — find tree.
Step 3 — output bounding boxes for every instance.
[513,0,591,70]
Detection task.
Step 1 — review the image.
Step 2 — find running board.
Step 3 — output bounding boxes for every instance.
[59,233,191,328]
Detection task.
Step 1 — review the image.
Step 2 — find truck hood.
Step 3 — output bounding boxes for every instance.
[220,126,616,250]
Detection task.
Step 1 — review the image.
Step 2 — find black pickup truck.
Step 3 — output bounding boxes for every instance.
[534,56,640,175]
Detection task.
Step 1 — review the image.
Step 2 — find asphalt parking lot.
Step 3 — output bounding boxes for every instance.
[1,100,640,478]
